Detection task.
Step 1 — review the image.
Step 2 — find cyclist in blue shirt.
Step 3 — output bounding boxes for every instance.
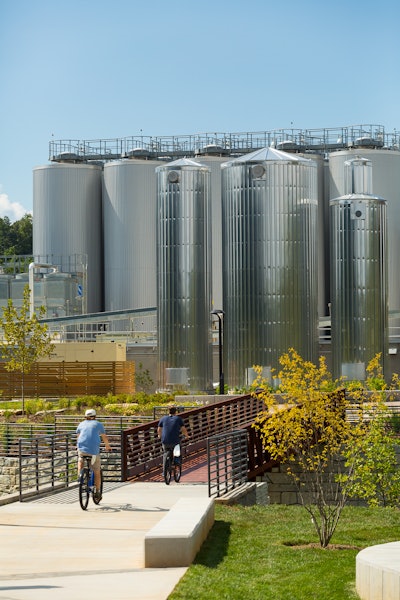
[158,406,189,472]
[77,409,112,501]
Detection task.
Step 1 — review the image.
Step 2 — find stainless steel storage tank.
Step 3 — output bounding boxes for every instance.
[221,147,319,388]
[103,158,162,311]
[156,158,213,392]
[329,149,400,320]
[330,192,387,380]
[33,163,102,313]
[285,151,327,318]
[192,154,230,311]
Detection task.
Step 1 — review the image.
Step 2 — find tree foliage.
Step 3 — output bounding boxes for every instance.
[135,362,154,393]
[340,408,400,508]
[0,285,54,412]
[339,354,400,508]
[0,214,32,256]
[252,348,400,547]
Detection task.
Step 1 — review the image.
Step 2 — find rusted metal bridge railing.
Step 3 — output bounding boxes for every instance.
[121,394,266,481]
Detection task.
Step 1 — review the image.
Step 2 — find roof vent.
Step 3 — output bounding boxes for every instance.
[196,144,229,156]
[126,147,154,159]
[276,140,299,152]
[353,137,383,149]
[251,164,266,179]
[168,170,179,183]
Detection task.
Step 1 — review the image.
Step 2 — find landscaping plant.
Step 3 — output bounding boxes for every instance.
[0,285,54,414]
[252,349,400,547]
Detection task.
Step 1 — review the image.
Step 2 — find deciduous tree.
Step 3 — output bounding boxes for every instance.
[253,349,372,547]
[135,362,154,393]
[0,285,54,413]
[339,355,400,508]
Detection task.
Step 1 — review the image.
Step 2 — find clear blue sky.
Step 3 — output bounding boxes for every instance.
[1,0,399,220]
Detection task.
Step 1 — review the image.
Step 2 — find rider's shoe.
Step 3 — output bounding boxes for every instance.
[94,491,102,502]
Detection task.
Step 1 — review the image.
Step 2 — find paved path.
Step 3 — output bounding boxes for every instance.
[0,481,209,600]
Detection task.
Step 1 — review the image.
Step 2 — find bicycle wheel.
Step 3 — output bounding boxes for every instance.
[163,453,172,485]
[79,468,90,510]
[174,461,182,483]
[92,470,103,505]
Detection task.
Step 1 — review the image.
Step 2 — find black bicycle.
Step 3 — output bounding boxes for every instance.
[79,455,103,510]
[163,442,182,485]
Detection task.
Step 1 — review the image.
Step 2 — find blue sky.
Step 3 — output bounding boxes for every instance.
[1,0,399,220]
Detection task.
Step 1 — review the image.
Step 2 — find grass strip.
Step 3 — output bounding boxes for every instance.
[169,504,399,600]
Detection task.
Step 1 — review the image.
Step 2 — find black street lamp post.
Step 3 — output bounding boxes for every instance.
[211,310,224,394]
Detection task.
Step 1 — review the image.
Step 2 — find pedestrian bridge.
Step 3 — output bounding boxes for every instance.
[121,394,276,495]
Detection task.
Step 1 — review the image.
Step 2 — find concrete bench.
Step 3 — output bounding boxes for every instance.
[144,496,215,568]
[356,541,400,600]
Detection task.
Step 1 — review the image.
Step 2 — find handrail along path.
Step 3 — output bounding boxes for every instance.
[122,394,266,482]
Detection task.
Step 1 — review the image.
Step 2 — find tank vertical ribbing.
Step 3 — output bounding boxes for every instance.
[330,157,388,380]
[221,147,318,387]
[156,159,213,392]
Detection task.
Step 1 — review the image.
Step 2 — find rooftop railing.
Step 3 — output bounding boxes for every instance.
[49,124,398,163]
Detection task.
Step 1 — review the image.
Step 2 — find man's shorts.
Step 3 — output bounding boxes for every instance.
[78,451,101,472]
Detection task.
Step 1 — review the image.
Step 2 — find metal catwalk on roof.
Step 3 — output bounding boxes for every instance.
[49,124,395,163]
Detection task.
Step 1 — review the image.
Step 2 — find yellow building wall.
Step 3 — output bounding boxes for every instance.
[41,342,127,362]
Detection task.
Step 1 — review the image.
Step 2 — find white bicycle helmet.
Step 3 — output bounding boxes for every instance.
[85,409,96,417]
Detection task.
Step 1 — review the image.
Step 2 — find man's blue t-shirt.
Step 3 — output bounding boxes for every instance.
[76,420,105,455]
[158,415,184,445]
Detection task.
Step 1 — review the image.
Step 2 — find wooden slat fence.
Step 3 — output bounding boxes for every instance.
[0,361,135,399]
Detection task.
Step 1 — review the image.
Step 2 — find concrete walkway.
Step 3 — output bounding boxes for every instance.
[0,481,209,600]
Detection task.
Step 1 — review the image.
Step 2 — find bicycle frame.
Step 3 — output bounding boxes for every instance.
[163,443,182,485]
[79,455,103,510]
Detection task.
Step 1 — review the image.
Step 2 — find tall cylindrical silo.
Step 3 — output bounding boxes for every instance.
[221,147,319,388]
[284,151,327,318]
[192,153,231,311]
[329,148,400,318]
[330,193,387,381]
[156,158,213,392]
[33,163,103,313]
[103,158,161,311]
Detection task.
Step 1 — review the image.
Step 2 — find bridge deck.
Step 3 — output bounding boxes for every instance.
[138,449,209,483]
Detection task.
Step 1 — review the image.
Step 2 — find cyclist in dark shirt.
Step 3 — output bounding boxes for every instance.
[158,406,189,471]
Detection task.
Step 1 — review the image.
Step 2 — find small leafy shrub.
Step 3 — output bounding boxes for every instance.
[58,398,72,409]
[105,404,140,416]
[23,398,54,415]
[135,362,154,393]
[74,397,84,411]
[1,409,13,422]
[386,412,400,435]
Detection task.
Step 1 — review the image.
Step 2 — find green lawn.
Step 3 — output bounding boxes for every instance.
[169,504,399,600]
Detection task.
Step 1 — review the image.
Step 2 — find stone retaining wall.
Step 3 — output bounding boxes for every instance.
[257,445,400,505]
[0,457,19,496]
[258,463,369,505]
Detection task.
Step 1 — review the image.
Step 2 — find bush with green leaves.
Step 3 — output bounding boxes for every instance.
[386,412,400,434]
[24,399,53,415]
[252,349,400,547]
[340,406,400,508]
